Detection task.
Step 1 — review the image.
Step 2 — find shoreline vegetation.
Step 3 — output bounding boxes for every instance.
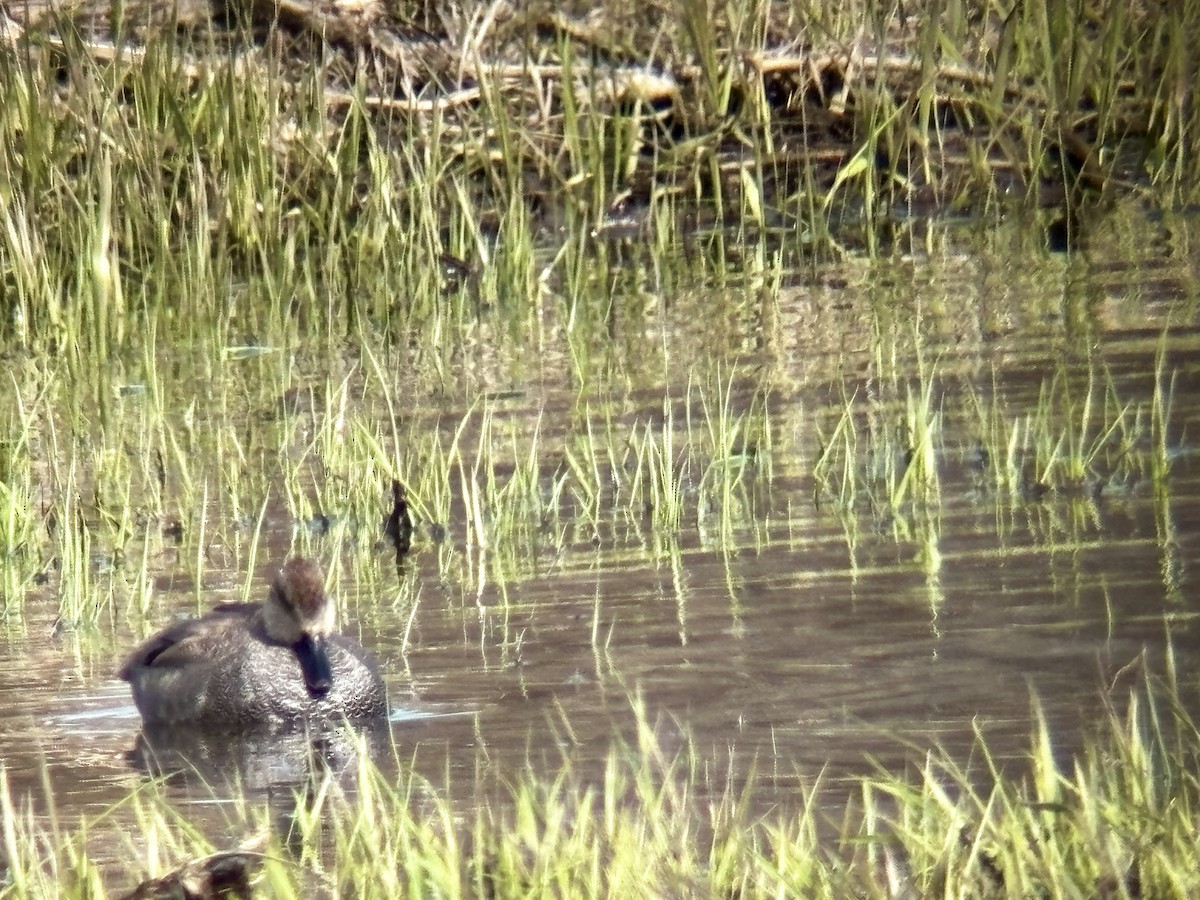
[2,0,1199,896]
[3,0,1198,309]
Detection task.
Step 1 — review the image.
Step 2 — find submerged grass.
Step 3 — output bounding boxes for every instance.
[815,345,1173,522]
[970,356,1165,503]
[0,262,1185,624]
[4,677,1200,898]
[0,0,1195,615]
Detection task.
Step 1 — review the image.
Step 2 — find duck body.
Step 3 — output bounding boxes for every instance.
[119,559,387,729]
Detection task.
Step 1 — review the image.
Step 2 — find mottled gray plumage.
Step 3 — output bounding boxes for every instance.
[119,558,387,728]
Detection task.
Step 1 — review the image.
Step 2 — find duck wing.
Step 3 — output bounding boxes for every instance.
[117,603,257,679]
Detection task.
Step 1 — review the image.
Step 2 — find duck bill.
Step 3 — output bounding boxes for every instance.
[293,634,333,697]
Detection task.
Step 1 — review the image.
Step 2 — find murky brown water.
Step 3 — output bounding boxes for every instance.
[3,208,1200,886]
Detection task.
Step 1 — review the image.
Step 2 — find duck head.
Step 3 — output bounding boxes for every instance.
[263,558,338,697]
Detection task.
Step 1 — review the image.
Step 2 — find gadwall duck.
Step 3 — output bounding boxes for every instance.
[119,558,386,728]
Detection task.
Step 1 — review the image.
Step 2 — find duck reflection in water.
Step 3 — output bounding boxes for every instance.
[119,557,387,729]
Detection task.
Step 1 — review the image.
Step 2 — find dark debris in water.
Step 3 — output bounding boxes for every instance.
[116,848,262,900]
[384,478,413,558]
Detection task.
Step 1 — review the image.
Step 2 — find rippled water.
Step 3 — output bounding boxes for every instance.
[3,208,1200,885]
